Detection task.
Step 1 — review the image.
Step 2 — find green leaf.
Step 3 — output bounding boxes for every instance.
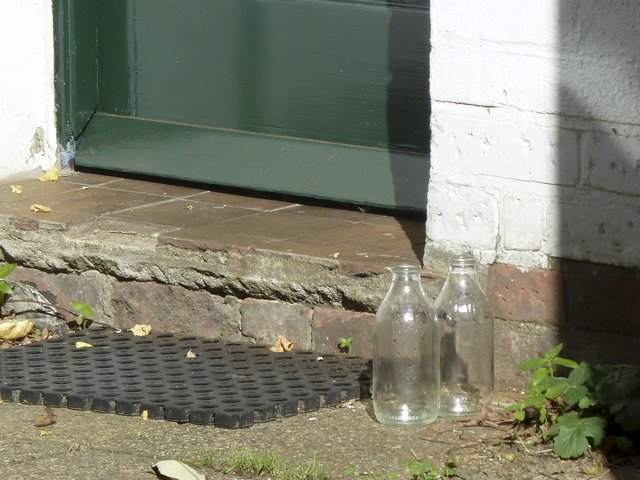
[523,393,546,410]
[518,357,546,371]
[0,282,13,295]
[0,263,16,280]
[544,382,567,400]
[553,357,579,369]
[581,416,607,446]
[563,364,591,405]
[539,405,548,423]
[552,412,606,459]
[530,367,550,386]
[569,363,591,385]
[545,343,564,360]
[564,384,589,406]
[503,402,521,412]
[70,302,95,319]
[578,395,596,410]
[553,427,589,459]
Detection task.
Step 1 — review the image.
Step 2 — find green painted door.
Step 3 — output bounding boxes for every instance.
[56,0,430,211]
[54,0,99,141]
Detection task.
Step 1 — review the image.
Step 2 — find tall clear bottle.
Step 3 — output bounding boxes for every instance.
[373,264,439,426]
[435,253,494,416]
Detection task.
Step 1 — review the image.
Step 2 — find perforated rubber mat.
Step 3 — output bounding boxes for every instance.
[0,328,371,428]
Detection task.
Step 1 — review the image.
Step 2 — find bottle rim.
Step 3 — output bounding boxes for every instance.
[388,263,422,275]
[448,252,476,268]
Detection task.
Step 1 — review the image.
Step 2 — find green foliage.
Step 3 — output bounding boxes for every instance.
[70,301,95,328]
[343,460,457,480]
[343,465,357,477]
[0,263,17,304]
[194,451,329,480]
[507,343,640,459]
[547,411,606,459]
[338,337,353,354]
[404,460,457,480]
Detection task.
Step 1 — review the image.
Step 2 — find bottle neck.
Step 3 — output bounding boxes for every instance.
[447,253,476,276]
[389,264,422,281]
[387,264,424,297]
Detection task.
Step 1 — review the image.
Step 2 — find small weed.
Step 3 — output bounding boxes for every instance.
[194,450,329,480]
[404,459,458,480]
[70,301,95,328]
[338,337,353,354]
[344,464,357,477]
[0,263,16,305]
[344,460,457,480]
[506,343,640,459]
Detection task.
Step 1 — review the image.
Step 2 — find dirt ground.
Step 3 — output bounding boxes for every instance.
[0,397,638,480]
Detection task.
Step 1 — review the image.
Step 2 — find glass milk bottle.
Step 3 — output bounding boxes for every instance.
[435,253,494,416]
[372,264,440,426]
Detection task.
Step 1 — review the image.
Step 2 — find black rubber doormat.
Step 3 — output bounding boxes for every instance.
[0,328,371,428]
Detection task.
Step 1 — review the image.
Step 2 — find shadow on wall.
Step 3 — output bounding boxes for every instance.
[387,0,430,263]
[556,1,640,367]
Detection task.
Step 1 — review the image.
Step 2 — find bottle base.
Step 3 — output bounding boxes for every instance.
[373,400,439,427]
[439,393,485,417]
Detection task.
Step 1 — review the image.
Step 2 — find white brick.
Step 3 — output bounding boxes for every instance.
[584,130,640,195]
[544,189,640,266]
[558,54,640,125]
[430,107,580,185]
[567,0,640,56]
[430,46,559,113]
[426,181,499,250]
[431,0,565,49]
[502,194,545,251]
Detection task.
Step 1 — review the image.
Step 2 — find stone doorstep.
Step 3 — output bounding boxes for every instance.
[1,206,639,391]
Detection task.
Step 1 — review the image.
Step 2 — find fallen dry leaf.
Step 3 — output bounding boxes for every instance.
[337,398,358,408]
[152,460,206,480]
[458,404,515,430]
[332,252,340,259]
[75,341,94,349]
[38,167,60,182]
[30,204,51,213]
[34,407,56,428]
[39,430,53,437]
[270,335,294,352]
[186,349,197,358]
[130,324,152,336]
[0,319,34,341]
[10,185,23,194]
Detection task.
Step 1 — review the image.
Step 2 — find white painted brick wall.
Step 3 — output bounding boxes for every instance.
[0,1,57,179]
[427,0,640,269]
[430,103,580,185]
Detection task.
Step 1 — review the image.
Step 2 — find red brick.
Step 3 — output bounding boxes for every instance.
[565,264,640,335]
[488,264,565,326]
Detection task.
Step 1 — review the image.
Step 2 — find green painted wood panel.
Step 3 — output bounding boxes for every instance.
[96,0,429,153]
[64,0,430,210]
[77,114,428,211]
